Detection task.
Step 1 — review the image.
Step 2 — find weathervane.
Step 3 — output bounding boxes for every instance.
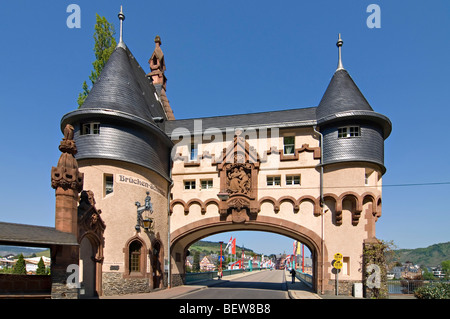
[118,6,125,44]
[336,33,344,71]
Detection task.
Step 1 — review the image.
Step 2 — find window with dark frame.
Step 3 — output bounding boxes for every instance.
[201,179,213,190]
[286,175,301,185]
[190,143,198,161]
[105,174,114,195]
[184,180,196,190]
[81,122,100,135]
[267,176,281,186]
[338,126,360,138]
[283,136,295,155]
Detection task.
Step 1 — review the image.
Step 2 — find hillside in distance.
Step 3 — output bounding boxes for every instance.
[394,242,450,266]
[189,240,258,257]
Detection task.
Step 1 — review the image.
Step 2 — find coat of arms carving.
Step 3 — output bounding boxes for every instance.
[217,132,260,223]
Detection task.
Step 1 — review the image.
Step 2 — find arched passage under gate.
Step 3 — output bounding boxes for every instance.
[170,215,330,293]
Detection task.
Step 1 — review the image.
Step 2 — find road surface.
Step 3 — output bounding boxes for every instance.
[174,269,288,299]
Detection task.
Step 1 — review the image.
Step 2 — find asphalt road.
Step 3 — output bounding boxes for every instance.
[174,270,289,299]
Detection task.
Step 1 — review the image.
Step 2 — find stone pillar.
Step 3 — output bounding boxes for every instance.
[50,124,84,299]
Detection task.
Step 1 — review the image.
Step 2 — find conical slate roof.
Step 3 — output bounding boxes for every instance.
[316,68,373,120]
[80,44,166,124]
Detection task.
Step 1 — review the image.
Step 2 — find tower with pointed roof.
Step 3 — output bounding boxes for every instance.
[60,8,173,297]
[316,35,391,174]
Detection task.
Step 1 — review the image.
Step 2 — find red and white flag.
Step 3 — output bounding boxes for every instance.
[225,236,232,251]
[231,238,236,254]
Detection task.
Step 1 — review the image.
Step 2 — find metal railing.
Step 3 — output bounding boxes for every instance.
[295,271,313,288]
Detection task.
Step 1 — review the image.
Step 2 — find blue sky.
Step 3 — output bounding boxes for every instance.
[1,1,449,255]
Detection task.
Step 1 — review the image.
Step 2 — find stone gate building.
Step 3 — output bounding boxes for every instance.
[58,10,391,297]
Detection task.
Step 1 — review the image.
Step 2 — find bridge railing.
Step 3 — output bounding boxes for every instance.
[286,267,313,288]
[387,280,450,295]
[185,268,265,284]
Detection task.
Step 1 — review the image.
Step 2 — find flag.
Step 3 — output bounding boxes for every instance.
[296,242,301,255]
[231,238,236,254]
[225,236,232,252]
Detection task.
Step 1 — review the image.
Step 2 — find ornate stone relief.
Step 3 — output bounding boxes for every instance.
[217,132,260,223]
[51,124,84,192]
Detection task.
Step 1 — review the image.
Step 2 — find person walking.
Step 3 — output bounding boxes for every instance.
[290,268,296,284]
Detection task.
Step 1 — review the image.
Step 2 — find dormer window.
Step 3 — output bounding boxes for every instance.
[338,126,360,138]
[81,122,100,135]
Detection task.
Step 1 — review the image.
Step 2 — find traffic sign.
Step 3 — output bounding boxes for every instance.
[218,255,225,261]
[334,253,343,261]
[333,260,343,269]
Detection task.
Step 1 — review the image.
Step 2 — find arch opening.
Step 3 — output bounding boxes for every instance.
[170,216,328,293]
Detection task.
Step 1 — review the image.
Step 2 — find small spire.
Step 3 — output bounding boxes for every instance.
[118,6,125,45]
[336,33,344,71]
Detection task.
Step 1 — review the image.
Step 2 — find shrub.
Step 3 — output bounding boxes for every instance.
[414,282,450,299]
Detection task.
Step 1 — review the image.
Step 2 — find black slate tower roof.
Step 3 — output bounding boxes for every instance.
[316,68,374,120]
[80,44,167,126]
[313,35,392,173]
[61,10,173,181]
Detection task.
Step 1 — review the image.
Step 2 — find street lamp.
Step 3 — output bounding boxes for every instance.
[135,192,154,232]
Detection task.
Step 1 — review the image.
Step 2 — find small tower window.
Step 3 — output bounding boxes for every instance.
[338,126,360,138]
[283,136,295,155]
[190,143,198,161]
[105,174,114,196]
[81,122,100,135]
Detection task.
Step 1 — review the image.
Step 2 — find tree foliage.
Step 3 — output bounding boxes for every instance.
[13,254,27,275]
[36,257,46,275]
[363,239,397,299]
[441,260,450,280]
[414,282,450,299]
[77,14,116,107]
[192,251,200,272]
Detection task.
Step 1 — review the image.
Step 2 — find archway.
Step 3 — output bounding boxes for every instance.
[79,236,97,298]
[170,215,329,293]
[151,239,163,289]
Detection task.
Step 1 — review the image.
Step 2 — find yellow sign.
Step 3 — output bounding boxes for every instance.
[333,260,343,269]
[334,253,343,261]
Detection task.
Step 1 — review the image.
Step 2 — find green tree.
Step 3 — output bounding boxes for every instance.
[77,14,116,107]
[363,239,397,299]
[13,254,27,275]
[193,251,200,272]
[422,267,436,280]
[36,257,46,275]
[441,260,450,280]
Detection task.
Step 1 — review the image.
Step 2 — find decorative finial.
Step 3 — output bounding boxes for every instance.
[118,6,125,44]
[155,35,161,45]
[336,33,344,71]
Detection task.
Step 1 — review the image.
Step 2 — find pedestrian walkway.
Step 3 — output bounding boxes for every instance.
[284,270,323,299]
[100,269,326,299]
[100,270,265,299]
[101,269,414,299]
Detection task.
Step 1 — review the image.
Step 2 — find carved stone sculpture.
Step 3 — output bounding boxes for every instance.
[51,124,84,234]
